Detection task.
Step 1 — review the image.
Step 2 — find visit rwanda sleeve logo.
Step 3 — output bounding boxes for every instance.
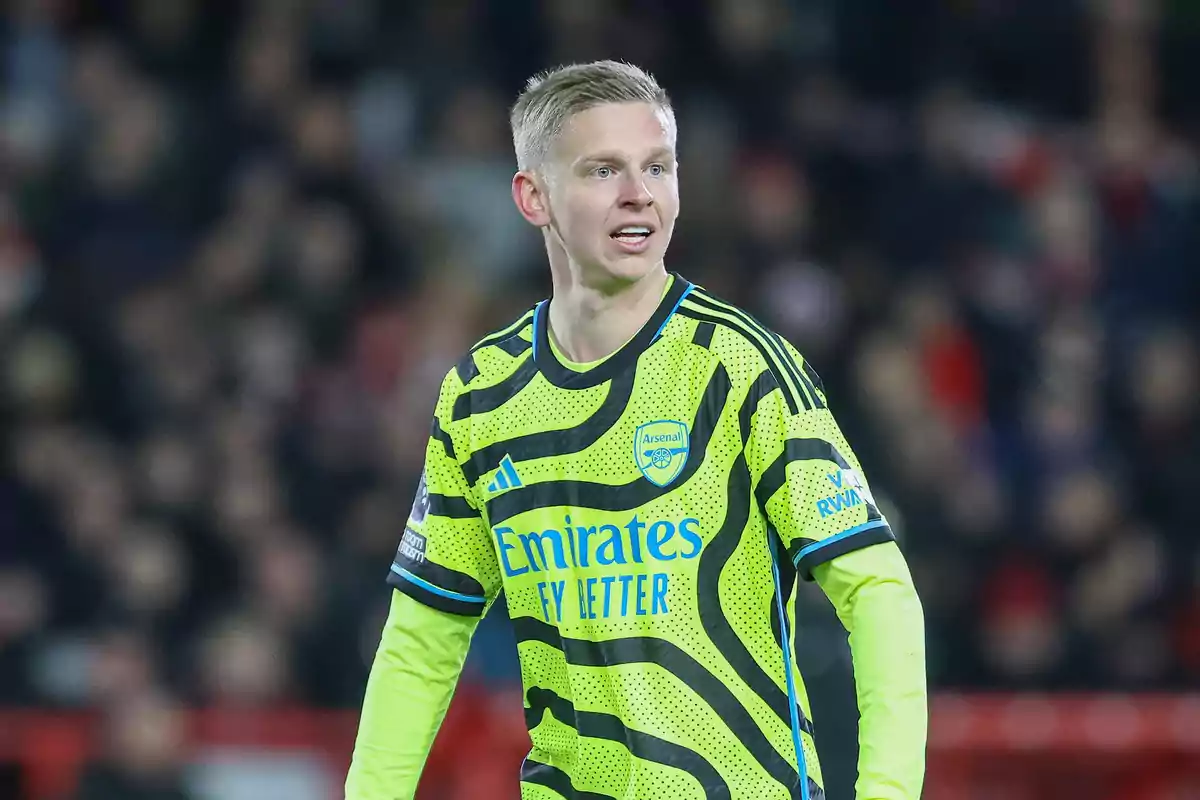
[634,420,690,487]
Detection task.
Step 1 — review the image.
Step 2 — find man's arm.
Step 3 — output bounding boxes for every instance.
[347,367,503,798]
[814,542,927,800]
[345,590,478,799]
[739,332,927,799]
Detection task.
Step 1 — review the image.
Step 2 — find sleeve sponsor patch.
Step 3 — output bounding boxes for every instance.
[397,527,427,566]
[815,467,878,518]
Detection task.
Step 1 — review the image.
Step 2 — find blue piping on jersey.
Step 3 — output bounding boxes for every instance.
[792,519,890,566]
[390,564,486,604]
[653,282,694,341]
[531,300,547,362]
[768,539,810,795]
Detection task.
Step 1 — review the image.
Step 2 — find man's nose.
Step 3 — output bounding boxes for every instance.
[618,174,654,207]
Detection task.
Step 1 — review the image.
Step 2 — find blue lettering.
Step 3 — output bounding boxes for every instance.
[625,516,645,563]
[495,527,528,576]
[596,524,625,565]
[678,518,702,559]
[495,517,704,572]
[550,581,566,623]
[652,573,669,614]
[577,579,587,618]
[828,471,843,488]
[600,576,615,617]
[635,574,648,616]
[576,525,597,567]
[585,577,598,619]
[537,582,551,622]
[646,520,676,561]
[519,529,567,572]
[818,490,864,519]
[618,574,633,615]
[564,516,578,567]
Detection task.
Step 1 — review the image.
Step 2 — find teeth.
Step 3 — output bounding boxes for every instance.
[617,227,650,235]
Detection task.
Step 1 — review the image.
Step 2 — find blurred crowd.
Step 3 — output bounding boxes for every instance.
[1,0,1200,794]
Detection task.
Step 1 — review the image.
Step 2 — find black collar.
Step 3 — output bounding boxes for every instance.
[533,273,693,389]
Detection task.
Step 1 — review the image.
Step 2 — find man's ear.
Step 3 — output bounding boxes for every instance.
[512,169,551,227]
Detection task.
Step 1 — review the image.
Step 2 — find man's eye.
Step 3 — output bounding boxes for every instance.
[648,164,665,177]
[593,166,613,178]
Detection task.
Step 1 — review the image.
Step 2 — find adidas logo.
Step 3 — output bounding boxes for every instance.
[486,455,524,494]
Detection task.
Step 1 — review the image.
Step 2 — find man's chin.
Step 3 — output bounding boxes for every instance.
[599,254,664,283]
[570,255,664,294]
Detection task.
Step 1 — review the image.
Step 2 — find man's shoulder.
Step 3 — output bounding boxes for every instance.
[677,285,827,413]
[443,305,539,395]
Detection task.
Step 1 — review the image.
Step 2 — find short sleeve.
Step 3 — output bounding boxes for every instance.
[745,352,895,582]
[387,372,502,616]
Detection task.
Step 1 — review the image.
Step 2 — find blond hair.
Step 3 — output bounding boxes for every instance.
[510,60,674,171]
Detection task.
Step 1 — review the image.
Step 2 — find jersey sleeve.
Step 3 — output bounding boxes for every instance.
[387,371,502,616]
[745,345,896,581]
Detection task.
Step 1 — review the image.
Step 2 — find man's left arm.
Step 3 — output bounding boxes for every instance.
[744,340,926,800]
[813,542,927,800]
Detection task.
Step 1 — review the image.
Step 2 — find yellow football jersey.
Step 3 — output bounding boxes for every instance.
[389,274,895,799]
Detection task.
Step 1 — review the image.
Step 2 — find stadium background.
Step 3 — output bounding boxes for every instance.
[1,0,1199,798]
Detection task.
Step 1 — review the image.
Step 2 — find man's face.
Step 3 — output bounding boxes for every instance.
[538,102,679,287]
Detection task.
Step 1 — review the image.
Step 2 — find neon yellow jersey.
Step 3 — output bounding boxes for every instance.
[388,274,896,800]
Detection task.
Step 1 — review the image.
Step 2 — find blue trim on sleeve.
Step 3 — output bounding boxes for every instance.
[390,563,487,604]
[793,519,890,567]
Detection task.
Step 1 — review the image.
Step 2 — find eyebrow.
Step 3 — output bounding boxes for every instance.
[576,147,676,167]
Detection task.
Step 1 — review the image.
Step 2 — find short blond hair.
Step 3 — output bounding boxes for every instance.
[510,60,674,171]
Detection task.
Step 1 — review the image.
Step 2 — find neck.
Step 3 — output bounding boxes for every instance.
[547,262,670,364]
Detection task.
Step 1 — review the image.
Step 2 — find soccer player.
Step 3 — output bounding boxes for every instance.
[346,61,927,800]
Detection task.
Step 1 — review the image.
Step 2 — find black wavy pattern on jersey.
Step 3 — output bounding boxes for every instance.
[520,759,616,800]
[677,302,810,415]
[471,309,536,352]
[677,306,799,416]
[744,368,788,656]
[512,615,798,795]
[485,362,730,526]
[426,493,477,519]
[739,370,781,443]
[430,417,455,460]
[687,290,817,414]
[753,439,853,513]
[461,366,636,487]
[455,352,480,385]
[691,320,716,349]
[696,450,815,749]
[451,356,538,422]
[459,334,533,383]
[523,687,727,799]
[494,334,533,357]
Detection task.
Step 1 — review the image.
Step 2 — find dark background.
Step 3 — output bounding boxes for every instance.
[1,1,1198,798]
